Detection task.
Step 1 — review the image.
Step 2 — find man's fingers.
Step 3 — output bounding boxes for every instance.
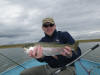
[30,45,43,58]
[64,49,71,55]
[29,50,33,57]
[36,45,43,58]
[61,46,72,56]
[61,51,68,56]
[28,46,37,58]
[64,46,72,54]
[65,46,71,51]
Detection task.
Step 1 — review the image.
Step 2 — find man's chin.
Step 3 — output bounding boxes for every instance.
[47,32,53,36]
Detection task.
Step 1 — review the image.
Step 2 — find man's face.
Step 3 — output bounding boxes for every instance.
[42,23,56,36]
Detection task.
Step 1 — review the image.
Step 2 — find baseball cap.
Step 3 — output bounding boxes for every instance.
[42,18,55,24]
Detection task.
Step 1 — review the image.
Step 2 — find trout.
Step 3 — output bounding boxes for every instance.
[23,42,74,56]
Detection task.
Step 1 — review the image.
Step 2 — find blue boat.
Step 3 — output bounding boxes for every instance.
[75,58,100,75]
[0,58,100,75]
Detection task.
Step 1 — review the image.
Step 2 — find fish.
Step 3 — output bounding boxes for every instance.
[23,42,74,56]
[24,46,64,56]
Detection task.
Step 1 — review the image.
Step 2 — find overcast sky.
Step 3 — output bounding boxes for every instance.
[0,0,100,45]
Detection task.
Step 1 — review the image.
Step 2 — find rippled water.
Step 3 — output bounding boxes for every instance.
[0,42,100,73]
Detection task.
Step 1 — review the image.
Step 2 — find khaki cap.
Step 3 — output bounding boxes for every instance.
[42,18,55,24]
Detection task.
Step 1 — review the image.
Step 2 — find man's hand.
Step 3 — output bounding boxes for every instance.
[61,46,72,57]
[28,45,43,59]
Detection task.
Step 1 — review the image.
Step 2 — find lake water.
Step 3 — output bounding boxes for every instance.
[0,42,100,73]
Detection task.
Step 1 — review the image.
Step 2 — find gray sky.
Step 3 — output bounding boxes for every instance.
[0,0,100,44]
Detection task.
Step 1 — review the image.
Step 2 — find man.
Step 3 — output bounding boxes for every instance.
[20,18,81,75]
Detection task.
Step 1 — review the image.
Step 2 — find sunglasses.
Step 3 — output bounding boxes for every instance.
[43,23,54,28]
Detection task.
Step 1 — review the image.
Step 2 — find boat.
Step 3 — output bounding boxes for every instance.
[0,58,100,75]
[75,58,100,75]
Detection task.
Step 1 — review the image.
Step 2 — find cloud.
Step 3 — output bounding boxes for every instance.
[0,0,24,24]
[0,0,100,44]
